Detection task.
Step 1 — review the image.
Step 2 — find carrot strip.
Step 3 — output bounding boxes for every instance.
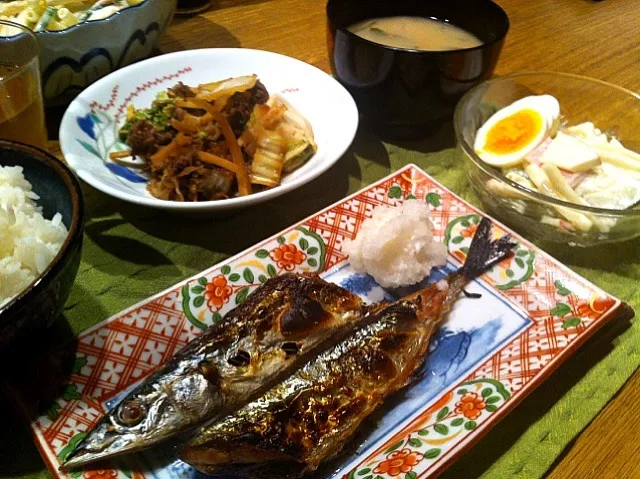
[175,99,203,109]
[199,113,213,126]
[109,150,133,160]
[191,99,252,196]
[197,91,231,106]
[170,118,187,133]
[150,133,189,165]
[197,151,239,174]
[175,132,192,146]
[111,157,146,169]
[150,142,176,165]
[184,114,200,132]
[170,115,200,135]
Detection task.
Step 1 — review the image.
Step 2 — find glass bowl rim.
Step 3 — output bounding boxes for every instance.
[454,70,640,218]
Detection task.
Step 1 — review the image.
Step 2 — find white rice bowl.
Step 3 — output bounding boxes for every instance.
[0,166,68,307]
[342,201,447,288]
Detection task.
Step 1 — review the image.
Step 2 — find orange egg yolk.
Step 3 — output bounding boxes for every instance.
[484,109,544,154]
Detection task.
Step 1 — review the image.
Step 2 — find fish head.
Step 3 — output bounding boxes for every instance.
[61,273,366,470]
[62,361,222,470]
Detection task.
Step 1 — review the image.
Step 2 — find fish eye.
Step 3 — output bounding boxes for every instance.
[117,400,146,426]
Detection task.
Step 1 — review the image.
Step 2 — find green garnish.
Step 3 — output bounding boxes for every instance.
[118,91,177,142]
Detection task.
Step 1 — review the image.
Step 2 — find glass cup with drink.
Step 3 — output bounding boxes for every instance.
[0,20,47,149]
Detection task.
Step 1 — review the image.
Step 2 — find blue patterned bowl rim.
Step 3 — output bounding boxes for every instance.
[34,0,155,36]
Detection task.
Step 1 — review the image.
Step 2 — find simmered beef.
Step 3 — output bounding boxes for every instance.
[128,121,157,157]
[198,169,235,199]
[252,80,269,105]
[169,82,195,98]
[128,121,174,157]
[223,81,269,133]
[146,144,236,202]
[155,130,174,146]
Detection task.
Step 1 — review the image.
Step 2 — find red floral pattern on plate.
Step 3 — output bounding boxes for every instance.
[204,275,233,311]
[269,244,306,271]
[82,471,117,479]
[374,449,424,476]
[454,392,486,420]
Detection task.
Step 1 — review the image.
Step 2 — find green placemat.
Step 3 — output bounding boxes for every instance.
[1,126,638,479]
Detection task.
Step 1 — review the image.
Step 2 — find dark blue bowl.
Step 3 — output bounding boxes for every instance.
[326,0,510,139]
[0,141,84,354]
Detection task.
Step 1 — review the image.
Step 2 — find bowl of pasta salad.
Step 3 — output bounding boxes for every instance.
[0,0,176,106]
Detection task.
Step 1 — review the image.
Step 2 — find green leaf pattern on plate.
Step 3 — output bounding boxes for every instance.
[551,303,572,317]
[387,185,403,199]
[425,192,441,207]
[57,433,87,463]
[562,316,582,329]
[57,432,136,479]
[386,183,442,207]
[554,279,572,296]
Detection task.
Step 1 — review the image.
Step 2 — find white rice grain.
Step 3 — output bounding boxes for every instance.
[0,166,68,307]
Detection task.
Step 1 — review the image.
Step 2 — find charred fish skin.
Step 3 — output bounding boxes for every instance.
[62,273,371,469]
[178,218,516,477]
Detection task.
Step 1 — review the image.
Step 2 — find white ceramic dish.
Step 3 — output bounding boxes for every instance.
[59,48,359,213]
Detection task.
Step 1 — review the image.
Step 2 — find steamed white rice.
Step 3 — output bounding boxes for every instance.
[0,166,68,307]
[342,201,447,288]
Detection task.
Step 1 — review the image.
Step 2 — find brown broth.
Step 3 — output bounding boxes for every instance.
[347,16,482,51]
[0,61,47,149]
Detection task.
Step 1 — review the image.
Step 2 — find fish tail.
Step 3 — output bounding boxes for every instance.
[402,219,514,312]
[460,217,516,281]
[430,218,515,318]
[402,218,514,328]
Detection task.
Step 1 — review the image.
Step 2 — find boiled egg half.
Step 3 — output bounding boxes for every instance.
[473,95,560,168]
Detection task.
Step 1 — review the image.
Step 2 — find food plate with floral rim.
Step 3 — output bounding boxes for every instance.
[4,164,632,479]
[58,48,358,214]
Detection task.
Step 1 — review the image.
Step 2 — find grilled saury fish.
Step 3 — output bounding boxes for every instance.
[179,218,515,477]
[63,274,381,468]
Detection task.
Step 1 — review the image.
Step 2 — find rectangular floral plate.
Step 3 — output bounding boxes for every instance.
[4,164,632,479]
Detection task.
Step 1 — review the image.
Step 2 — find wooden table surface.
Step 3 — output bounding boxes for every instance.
[46,0,640,477]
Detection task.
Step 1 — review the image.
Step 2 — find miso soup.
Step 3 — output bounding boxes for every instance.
[347,16,482,51]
